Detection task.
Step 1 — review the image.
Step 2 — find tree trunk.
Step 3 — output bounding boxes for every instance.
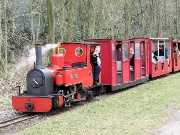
[66,0,74,42]
[10,48,15,63]
[139,0,145,35]
[0,3,2,60]
[175,0,180,39]
[4,0,8,78]
[46,0,55,43]
[124,1,131,39]
[60,0,64,42]
[87,0,95,39]
[30,0,35,44]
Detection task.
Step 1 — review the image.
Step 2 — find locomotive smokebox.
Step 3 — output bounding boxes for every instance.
[35,43,43,69]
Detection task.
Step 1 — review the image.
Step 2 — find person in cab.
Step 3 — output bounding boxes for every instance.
[91,46,101,85]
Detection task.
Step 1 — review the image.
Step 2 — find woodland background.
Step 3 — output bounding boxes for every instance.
[0,0,180,79]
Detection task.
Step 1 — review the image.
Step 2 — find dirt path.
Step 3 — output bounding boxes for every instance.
[153,110,180,135]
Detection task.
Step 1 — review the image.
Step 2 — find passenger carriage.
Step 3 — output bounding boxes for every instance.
[133,38,172,78]
[149,38,172,78]
[85,39,149,91]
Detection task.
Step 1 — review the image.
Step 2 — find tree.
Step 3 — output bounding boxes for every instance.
[87,0,95,39]
[0,2,2,61]
[124,1,131,39]
[4,0,8,78]
[66,0,74,42]
[46,0,55,43]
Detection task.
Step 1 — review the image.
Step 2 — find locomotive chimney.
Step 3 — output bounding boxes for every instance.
[35,43,43,69]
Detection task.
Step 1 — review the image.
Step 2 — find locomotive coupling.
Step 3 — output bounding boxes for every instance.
[25,102,34,111]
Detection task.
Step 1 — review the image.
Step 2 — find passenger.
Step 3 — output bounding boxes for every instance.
[159,45,164,56]
[178,43,180,57]
[165,48,169,59]
[130,48,134,70]
[91,46,101,85]
[116,43,121,61]
[154,45,164,56]
[173,45,180,58]
[174,45,178,53]
[152,52,158,64]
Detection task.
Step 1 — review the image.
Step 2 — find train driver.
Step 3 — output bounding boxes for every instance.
[91,46,101,85]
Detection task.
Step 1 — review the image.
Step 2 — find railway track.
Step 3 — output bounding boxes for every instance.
[0,114,40,130]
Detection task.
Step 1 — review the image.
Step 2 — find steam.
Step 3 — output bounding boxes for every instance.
[11,44,58,76]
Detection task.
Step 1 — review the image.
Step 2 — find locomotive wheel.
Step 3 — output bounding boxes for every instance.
[86,91,94,100]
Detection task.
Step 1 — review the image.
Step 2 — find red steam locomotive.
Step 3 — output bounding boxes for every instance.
[12,38,180,112]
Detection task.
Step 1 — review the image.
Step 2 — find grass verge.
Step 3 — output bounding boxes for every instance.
[15,73,180,135]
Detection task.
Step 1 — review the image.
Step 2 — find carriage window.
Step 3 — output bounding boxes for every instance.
[112,42,115,61]
[165,41,170,59]
[59,48,66,56]
[135,42,140,58]
[178,43,180,51]
[123,42,128,60]
[146,43,149,57]
[141,42,144,56]
[152,41,158,55]
[75,47,83,56]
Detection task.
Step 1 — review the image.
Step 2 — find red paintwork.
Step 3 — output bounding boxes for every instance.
[85,39,117,86]
[133,38,172,78]
[58,96,63,107]
[61,44,87,64]
[145,41,149,77]
[122,61,131,83]
[55,74,63,85]
[121,41,131,84]
[51,54,64,68]
[12,96,52,112]
[49,43,94,87]
[13,38,180,113]
[86,39,150,85]
[132,38,150,77]
[151,60,172,77]
[59,68,92,87]
[131,40,142,80]
[149,38,172,78]
[173,58,180,71]
[76,93,81,99]
[58,43,93,87]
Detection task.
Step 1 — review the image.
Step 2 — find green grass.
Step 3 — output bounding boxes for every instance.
[15,73,180,135]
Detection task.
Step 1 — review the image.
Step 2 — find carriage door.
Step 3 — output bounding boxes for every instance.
[144,41,149,76]
[134,41,142,80]
[111,41,117,86]
[141,41,148,77]
[122,41,130,84]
